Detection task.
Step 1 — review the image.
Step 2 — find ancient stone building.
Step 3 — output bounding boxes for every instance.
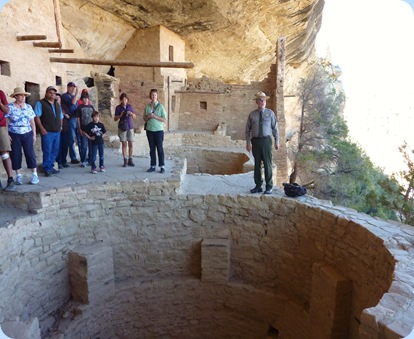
[0,0,414,338]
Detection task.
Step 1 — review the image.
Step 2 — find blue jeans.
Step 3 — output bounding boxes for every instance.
[57,131,71,165]
[65,118,78,161]
[90,143,104,170]
[79,133,92,164]
[146,130,164,167]
[41,131,60,173]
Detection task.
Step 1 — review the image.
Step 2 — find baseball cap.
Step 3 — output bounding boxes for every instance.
[67,82,76,87]
[46,86,57,93]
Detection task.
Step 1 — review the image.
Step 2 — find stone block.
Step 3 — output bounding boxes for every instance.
[68,242,115,305]
[201,239,230,283]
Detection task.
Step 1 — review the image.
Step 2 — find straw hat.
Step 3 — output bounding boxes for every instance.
[10,87,31,98]
[253,91,270,100]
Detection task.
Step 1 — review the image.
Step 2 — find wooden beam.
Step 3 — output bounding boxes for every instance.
[48,49,74,53]
[16,35,47,41]
[49,57,194,69]
[34,41,62,48]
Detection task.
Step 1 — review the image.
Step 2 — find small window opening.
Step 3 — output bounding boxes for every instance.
[267,326,279,337]
[169,45,174,62]
[171,95,176,113]
[55,76,62,86]
[200,101,207,110]
[0,61,11,77]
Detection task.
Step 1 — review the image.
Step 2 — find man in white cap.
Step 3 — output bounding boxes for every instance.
[245,91,279,194]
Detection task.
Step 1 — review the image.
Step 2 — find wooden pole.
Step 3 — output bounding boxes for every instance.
[48,49,74,53]
[16,35,47,41]
[34,42,62,48]
[274,36,289,184]
[53,0,62,45]
[49,57,195,68]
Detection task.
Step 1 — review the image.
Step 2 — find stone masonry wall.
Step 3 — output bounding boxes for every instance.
[0,175,413,338]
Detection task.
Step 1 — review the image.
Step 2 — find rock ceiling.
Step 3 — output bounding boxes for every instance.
[60,0,324,83]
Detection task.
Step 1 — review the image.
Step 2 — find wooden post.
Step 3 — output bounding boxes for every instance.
[50,57,194,69]
[274,36,289,185]
[48,49,74,53]
[53,0,62,45]
[33,42,62,48]
[16,35,47,41]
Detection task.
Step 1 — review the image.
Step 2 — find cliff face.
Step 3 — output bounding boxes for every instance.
[60,0,324,83]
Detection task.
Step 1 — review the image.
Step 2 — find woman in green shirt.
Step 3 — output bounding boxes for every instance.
[143,89,167,173]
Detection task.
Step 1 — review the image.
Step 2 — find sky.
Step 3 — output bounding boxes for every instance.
[316,0,414,175]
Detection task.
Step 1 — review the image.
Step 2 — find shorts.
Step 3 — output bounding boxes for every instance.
[0,126,11,152]
[118,128,135,142]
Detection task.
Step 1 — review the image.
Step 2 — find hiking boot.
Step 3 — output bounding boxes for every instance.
[128,158,135,167]
[250,186,263,194]
[122,158,127,167]
[4,179,15,191]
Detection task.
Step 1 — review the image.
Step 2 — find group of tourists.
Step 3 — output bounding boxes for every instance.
[0,83,167,192]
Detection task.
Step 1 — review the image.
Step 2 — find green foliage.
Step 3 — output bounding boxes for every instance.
[290,58,409,223]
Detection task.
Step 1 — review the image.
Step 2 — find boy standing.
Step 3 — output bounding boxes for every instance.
[84,111,106,174]
[76,91,95,167]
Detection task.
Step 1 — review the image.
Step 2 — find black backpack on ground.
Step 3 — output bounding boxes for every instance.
[283,183,307,197]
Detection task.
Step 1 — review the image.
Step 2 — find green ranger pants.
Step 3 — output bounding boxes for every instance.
[251,136,273,189]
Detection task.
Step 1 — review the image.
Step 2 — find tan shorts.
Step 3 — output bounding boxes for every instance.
[118,128,135,142]
[0,126,11,152]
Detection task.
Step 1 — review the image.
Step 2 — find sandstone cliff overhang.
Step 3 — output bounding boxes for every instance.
[60,0,324,83]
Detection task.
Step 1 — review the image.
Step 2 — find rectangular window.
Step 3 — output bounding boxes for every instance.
[171,95,176,113]
[169,45,174,62]
[200,101,207,110]
[0,61,11,77]
[55,76,62,86]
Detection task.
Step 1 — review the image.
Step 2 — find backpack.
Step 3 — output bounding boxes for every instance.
[283,183,307,197]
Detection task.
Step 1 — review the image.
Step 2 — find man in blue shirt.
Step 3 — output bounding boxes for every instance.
[34,86,63,176]
[61,82,80,164]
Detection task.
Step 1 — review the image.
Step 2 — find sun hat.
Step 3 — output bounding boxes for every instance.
[10,87,31,98]
[253,91,270,100]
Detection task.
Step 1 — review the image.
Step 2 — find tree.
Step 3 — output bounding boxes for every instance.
[368,141,414,225]
[289,58,346,185]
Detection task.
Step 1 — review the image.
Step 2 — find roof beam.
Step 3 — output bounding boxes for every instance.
[49,57,194,68]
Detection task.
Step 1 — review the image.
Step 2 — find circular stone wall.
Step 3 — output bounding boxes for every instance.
[0,179,412,339]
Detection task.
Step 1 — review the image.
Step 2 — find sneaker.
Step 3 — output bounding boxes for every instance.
[51,168,60,174]
[100,166,106,172]
[146,167,155,172]
[127,158,135,167]
[62,163,70,168]
[264,189,272,195]
[16,174,23,185]
[91,169,97,174]
[44,171,53,177]
[31,173,39,185]
[71,159,80,164]
[160,168,165,174]
[250,186,263,194]
[81,162,88,168]
[58,164,63,169]
[4,180,15,191]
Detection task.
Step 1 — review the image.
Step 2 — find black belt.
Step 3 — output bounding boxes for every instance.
[252,136,271,140]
